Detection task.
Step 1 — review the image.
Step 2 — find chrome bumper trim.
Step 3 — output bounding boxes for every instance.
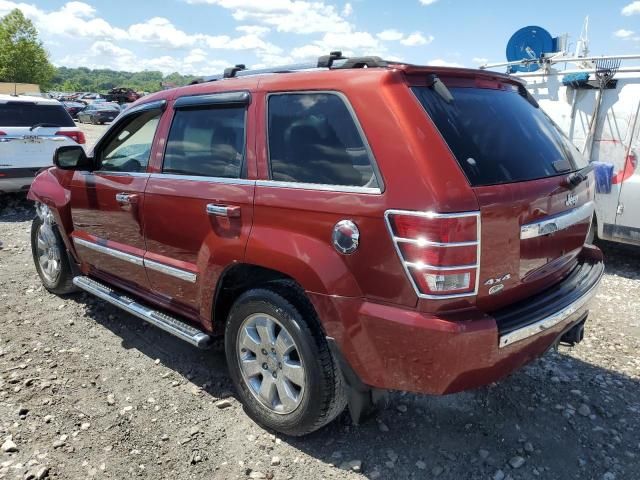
[498,265,603,348]
[520,201,595,240]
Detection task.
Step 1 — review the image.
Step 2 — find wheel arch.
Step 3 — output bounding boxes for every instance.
[212,263,324,336]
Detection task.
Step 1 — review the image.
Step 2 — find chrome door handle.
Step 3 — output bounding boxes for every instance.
[206,204,241,218]
[115,192,138,204]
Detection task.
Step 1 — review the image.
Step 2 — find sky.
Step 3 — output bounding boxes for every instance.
[0,0,639,77]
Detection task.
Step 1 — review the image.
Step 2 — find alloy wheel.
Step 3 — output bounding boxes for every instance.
[36,223,61,284]
[236,313,306,414]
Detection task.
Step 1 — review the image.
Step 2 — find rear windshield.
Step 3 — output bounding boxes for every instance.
[412,85,587,186]
[0,102,75,127]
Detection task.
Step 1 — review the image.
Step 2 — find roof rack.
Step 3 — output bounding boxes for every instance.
[201,51,391,83]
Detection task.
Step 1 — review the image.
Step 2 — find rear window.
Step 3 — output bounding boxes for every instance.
[412,85,586,186]
[0,102,75,127]
[267,93,379,188]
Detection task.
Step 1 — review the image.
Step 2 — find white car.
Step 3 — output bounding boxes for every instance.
[0,94,85,193]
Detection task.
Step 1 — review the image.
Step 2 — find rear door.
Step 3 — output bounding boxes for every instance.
[142,91,256,325]
[412,76,594,310]
[70,101,165,291]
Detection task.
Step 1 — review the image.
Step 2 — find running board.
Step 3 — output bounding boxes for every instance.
[73,276,211,348]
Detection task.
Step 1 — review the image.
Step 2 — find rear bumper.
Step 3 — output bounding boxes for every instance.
[0,168,40,193]
[310,245,604,395]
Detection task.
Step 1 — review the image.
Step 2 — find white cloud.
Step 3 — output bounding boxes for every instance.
[472,57,489,64]
[614,28,635,38]
[419,0,438,5]
[427,58,464,68]
[128,17,199,48]
[377,29,404,41]
[400,32,433,46]
[622,1,640,15]
[58,40,228,75]
[342,2,353,16]
[0,0,128,40]
[236,25,270,36]
[188,0,352,34]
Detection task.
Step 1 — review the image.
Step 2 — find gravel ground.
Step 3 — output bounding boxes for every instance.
[0,124,639,480]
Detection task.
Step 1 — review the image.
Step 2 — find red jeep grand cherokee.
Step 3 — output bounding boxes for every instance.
[28,53,604,436]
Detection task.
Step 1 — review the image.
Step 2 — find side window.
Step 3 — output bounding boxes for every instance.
[267,93,378,188]
[163,107,246,178]
[98,109,161,173]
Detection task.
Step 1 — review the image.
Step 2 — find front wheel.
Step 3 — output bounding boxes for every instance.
[225,287,346,436]
[31,215,77,295]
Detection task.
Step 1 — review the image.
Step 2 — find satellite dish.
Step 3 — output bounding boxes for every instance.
[506,26,554,72]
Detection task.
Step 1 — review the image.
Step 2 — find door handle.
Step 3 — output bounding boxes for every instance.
[206,204,241,218]
[116,192,139,205]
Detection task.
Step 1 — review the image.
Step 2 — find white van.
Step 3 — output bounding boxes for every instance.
[0,94,85,193]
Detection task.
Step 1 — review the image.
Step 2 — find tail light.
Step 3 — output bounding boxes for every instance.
[0,131,6,136]
[385,210,481,299]
[56,130,86,144]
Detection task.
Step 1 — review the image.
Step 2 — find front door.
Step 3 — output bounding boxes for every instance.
[142,92,255,327]
[70,103,164,290]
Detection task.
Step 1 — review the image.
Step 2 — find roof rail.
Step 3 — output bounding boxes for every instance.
[223,64,247,78]
[201,52,392,83]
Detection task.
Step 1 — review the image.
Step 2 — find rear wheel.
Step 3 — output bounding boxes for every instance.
[225,286,346,436]
[31,215,76,295]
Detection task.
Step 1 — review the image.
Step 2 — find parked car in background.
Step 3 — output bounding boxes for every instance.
[0,94,85,193]
[28,54,603,436]
[77,93,104,104]
[76,103,120,124]
[62,101,86,119]
[105,87,140,104]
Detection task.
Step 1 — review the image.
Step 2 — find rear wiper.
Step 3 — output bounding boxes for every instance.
[29,123,60,131]
[426,74,454,103]
[562,164,594,189]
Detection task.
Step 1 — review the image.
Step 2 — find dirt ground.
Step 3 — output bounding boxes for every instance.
[0,123,639,480]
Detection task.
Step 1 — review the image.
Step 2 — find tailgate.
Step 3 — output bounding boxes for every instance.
[474,175,594,310]
[410,72,594,311]
[0,127,72,169]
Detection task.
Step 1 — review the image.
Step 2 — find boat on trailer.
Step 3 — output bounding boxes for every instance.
[481,21,640,247]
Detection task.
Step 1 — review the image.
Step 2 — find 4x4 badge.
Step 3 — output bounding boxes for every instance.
[566,193,578,207]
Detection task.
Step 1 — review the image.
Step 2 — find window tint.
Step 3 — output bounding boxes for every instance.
[0,102,74,127]
[98,109,161,173]
[268,93,378,188]
[163,107,245,178]
[412,86,587,186]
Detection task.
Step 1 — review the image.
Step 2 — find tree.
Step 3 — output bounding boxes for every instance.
[0,9,55,87]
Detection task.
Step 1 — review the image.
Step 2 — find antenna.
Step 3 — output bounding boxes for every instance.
[575,16,589,58]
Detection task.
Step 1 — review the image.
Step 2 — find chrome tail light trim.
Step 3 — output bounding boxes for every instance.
[384,209,482,300]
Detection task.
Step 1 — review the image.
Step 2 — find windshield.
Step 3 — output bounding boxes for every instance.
[412,85,587,186]
[0,102,75,127]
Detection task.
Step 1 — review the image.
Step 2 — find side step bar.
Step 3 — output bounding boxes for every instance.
[73,276,211,348]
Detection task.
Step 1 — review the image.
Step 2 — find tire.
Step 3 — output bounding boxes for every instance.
[31,216,77,295]
[225,285,347,436]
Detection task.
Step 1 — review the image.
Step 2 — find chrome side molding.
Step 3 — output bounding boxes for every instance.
[74,237,143,266]
[520,202,595,240]
[73,276,210,348]
[144,258,197,283]
[73,237,197,283]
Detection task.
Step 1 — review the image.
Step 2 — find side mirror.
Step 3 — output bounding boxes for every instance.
[53,145,93,171]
